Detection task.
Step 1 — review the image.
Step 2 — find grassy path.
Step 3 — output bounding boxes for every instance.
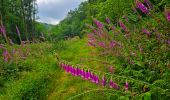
[0,38,121,100]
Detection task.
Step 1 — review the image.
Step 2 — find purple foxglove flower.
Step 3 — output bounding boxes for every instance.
[136,1,149,14]
[85,71,89,80]
[79,68,82,76]
[75,68,79,76]
[87,34,94,39]
[3,49,9,62]
[73,68,77,76]
[87,70,92,79]
[91,74,95,83]
[142,29,150,36]
[88,41,96,47]
[113,83,119,90]
[71,67,74,74]
[0,25,6,36]
[93,29,97,33]
[67,65,71,73]
[81,70,86,78]
[105,18,111,24]
[110,78,114,88]
[94,20,104,29]
[167,40,170,45]
[16,26,21,37]
[83,71,87,79]
[97,32,103,37]
[166,12,170,22]
[110,78,119,90]
[69,66,72,73]
[110,40,116,48]
[98,42,106,48]
[124,81,129,91]
[118,21,128,32]
[71,67,75,76]
[95,76,99,85]
[102,76,106,87]
[89,72,93,80]
[62,64,66,70]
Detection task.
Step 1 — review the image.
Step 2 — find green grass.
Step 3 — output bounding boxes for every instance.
[0,36,169,99]
[0,38,118,100]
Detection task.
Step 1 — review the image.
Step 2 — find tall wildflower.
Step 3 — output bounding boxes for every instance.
[3,49,11,62]
[167,40,170,45]
[118,21,128,33]
[94,20,104,29]
[166,11,170,22]
[0,25,6,36]
[98,42,106,48]
[16,25,22,42]
[81,69,86,78]
[124,80,129,92]
[88,71,92,80]
[0,25,8,43]
[9,39,14,45]
[110,40,116,48]
[136,0,149,14]
[142,29,150,36]
[66,65,70,73]
[102,75,106,87]
[105,18,111,24]
[88,33,96,47]
[91,73,95,83]
[85,71,89,80]
[109,78,119,90]
[88,41,96,47]
[75,67,79,76]
[95,75,99,85]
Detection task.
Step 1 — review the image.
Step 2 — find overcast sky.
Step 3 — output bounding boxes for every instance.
[37,0,87,25]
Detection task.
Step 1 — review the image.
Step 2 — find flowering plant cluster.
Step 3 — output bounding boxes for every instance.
[59,62,130,92]
[83,0,170,98]
[0,25,31,63]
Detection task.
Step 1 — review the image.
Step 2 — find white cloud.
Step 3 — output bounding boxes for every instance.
[36,0,87,25]
[37,16,60,25]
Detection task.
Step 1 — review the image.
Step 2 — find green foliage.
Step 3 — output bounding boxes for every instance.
[0,0,44,43]
[0,0,170,99]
